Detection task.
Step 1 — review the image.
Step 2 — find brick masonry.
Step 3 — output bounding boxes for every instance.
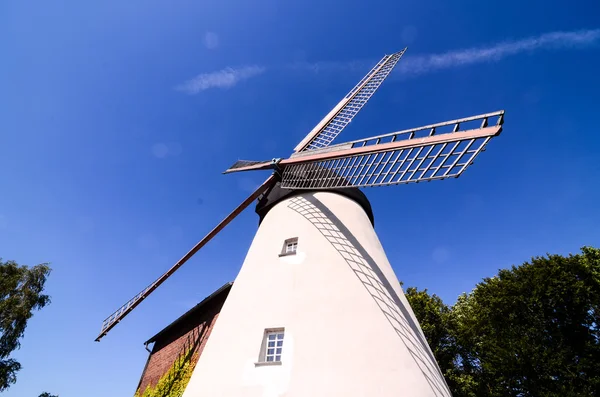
[135,285,230,395]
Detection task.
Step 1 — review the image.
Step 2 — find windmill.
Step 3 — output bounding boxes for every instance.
[97,48,504,397]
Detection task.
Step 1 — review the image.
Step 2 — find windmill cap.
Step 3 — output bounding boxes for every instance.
[255,181,375,226]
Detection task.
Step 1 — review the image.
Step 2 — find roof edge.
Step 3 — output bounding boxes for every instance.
[144,282,233,345]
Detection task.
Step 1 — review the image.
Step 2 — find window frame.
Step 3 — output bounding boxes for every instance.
[256,328,285,366]
[279,237,298,257]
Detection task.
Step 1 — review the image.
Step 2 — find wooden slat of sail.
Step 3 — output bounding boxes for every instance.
[223,159,274,174]
[95,175,277,341]
[293,49,406,153]
[280,112,504,189]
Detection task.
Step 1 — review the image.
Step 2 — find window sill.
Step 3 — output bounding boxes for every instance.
[278,252,296,257]
[254,361,282,367]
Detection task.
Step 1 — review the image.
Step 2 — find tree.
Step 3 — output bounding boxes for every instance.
[404,287,479,396]
[408,247,600,397]
[39,393,58,397]
[0,259,51,392]
[453,246,600,396]
[404,287,456,374]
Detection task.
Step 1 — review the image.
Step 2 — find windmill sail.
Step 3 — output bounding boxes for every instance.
[293,49,406,153]
[281,111,504,189]
[223,159,274,174]
[95,175,277,341]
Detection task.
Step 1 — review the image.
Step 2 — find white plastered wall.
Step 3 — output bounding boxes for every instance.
[182,191,451,397]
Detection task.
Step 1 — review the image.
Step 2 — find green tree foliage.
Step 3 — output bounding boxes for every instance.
[39,392,58,397]
[135,347,197,397]
[404,287,456,375]
[406,247,600,397]
[404,287,477,396]
[0,259,51,392]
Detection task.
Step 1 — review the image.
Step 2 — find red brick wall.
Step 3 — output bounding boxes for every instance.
[136,296,225,395]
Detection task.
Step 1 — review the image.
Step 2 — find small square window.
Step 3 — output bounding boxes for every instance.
[286,241,297,254]
[257,328,284,365]
[279,238,298,257]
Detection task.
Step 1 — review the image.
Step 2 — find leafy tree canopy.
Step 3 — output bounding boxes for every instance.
[404,287,456,374]
[406,246,600,397]
[0,259,51,392]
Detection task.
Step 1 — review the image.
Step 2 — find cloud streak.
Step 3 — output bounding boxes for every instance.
[176,65,265,94]
[287,29,600,77]
[397,29,600,76]
[287,59,370,74]
[175,29,599,95]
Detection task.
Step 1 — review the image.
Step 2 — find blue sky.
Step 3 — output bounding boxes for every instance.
[1,0,599,395]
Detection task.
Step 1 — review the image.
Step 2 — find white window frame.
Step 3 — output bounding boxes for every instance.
[279,238,298,257]
[256,328,284,366]
[285,241,297,254]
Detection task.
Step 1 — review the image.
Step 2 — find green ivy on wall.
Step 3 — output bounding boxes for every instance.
[135,348,198,397]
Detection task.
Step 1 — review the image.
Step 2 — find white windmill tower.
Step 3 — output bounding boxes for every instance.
[96,48,505,397]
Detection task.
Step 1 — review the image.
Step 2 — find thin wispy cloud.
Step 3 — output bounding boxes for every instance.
[176,65,266,94]
[287,29,600,77]
[397,29,600,76]
[175,29,598,95]
[287,59,370,74]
